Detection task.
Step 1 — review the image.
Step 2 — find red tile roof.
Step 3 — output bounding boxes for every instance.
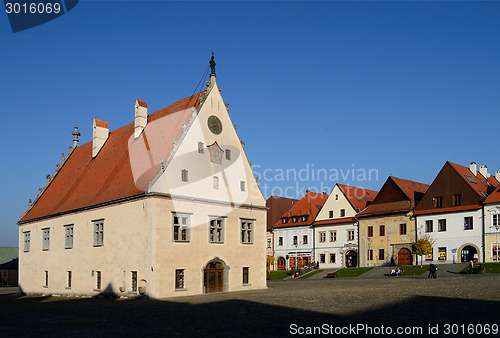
[337,184,378,212]
[274,191,328,229]
[356,177,429,218]
[94,118,109,129]
[266,196,298,231]
[19,92,204,224]
[137,99,148,108]
[485,186,500,204]
[414,204,482,216]
[314,217,357,226]
[448,162,499,199]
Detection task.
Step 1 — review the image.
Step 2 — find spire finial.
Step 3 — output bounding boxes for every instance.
[72,126,80,148]
[209,52,216,75]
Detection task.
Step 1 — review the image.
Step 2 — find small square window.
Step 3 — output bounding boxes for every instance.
[330,231,336,242]
[425,220,433,232]
[400,223,407,235]
[438,219,447,232]
[181,169,188,182]
[319,254,326,263]
[303,235,308,244]
[464,217,473,230]
[240,181,246,192]
[379,225,385,237]
[329,253,336,263]
[198,142,204,154]
[278,237,283,246]
[213,176,219,189]
[226,149,231,160]
[293,235,298,245]
[378,249,385,260]
[329,210,333,218]
[340,209,346,217]
[319,232,326,242]
[367,226,373,237]
[347,230,355,241]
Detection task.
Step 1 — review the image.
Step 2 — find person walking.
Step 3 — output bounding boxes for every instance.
[428,263,437,279]
[468,260,474,274]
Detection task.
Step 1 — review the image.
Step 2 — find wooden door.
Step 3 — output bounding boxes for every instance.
[398,248,411,265]
[277,257,286,270]
[204,262,224,293]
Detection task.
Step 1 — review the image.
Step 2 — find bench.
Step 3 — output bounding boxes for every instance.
[325,272,338,278]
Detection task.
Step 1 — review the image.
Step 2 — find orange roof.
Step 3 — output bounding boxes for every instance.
[137,99,148,108]
[448,162,499,199]
[485,186,500,204]
[274,191,329,229]
[414,204,482,216]
[94,118,109,129]
[313,217,357,226]
[337,184,378,212]
[356,177,429,218]
[19,92,203,224]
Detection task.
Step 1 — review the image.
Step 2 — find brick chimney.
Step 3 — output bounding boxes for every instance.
[92,118,109,158]
[470,162,477,176]
[135,99,148,138]
[480,165,489,178]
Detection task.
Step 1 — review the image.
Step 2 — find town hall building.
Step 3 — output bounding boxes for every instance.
[18,58,267,298]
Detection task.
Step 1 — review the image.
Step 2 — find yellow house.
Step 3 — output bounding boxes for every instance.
[18,59,267,298]
[356,177,428,267]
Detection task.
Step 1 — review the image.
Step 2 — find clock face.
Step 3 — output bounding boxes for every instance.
[207,115,223,135]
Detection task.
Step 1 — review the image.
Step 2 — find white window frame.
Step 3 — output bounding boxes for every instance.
[209,217,225,243]
[173,213,190,242]
[93,220,104,247]
[65,224,74,249]
[42,228,50,251]
[492,214,499,227]
[23,231,31,252]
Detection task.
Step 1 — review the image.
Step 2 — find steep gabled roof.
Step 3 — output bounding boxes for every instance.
[19,92,203,224]
[266,196,299,231]
[448,162,499,199]
[337,184,378,213]
[274,191,329,229]
[485,186,500,204]
[356,177,429,218]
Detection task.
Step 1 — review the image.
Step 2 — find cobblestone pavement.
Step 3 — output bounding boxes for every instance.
[1,274,499,336]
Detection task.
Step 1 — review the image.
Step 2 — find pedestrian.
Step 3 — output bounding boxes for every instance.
[468,259,474,274]
[428,263,437,279]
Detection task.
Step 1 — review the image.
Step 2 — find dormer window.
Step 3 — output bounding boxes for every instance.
[282,218,288,224]
[301,215,309,222]
[292,216,299,223]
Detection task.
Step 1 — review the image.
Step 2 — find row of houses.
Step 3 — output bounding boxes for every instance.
[266,161,500,270]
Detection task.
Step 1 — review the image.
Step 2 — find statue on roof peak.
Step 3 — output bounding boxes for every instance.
[209,52,216,75]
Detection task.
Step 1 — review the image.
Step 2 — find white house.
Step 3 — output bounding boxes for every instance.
[484,183,500,262]
[18,59,267,298]
[313,184,378,268]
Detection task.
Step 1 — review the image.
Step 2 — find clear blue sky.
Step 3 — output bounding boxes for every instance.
[1,1,499,246]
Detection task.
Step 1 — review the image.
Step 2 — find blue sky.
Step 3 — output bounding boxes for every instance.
[1,1,499,246]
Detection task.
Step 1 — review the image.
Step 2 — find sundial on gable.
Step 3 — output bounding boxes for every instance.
[208,141,223,164]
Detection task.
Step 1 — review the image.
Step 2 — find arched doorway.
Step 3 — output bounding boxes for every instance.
[203,260,226,293]
[345,251,357,267]
[398,248,411,265]
[461,246,477,263]
[277,257,286,270]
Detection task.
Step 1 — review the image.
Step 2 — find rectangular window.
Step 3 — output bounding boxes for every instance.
[198,142,204,154]
[241,220,253,244]
[213,176,219,189]
[303,235,308,245]
[400,223,407,235]
[319,232,326,243]
[42,228,50,251]
[319,254,326,263]
[181,169,188,182]
[378,249,385,260]
[367,249,373,261]
[293,235,298,245]
[340,209,346,217]
[210,218,224,243]
[347,230,355,241]
[44,271,49,287]
[175,269,185,289]
[278,237,283,246]
[379,225,385,237]
[226,149,231,160]
[330,231,337,242]
[93,220,104,247]
[453,194,461,206]
[173,213,190,242]
[95,271,101,290]
[438,219,447,232]
[434,196,442,208]
[242,267,249,284]
[329,210,333,218]
[131,271,138,292]
[67,271,72,289]
[23,231,31,252]
[464,217,473,230]
[240,181,246,192]
[425,220,433,233]
[329,253,336,263]
[367,226,373,237]
[492,214,499,227]
[438,247,447,261]
[267,238,272,249]
[65,224,74,249]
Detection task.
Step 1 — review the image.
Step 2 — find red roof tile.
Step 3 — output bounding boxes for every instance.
[94,118,109,129]
[448,162,499,199]
[485,186,500,204]
[414,205,482,216]
[274,191,328,229]
[313,217,357,226]
[337,184,378,212]
[19,92,203,224]
[137,99,148,108]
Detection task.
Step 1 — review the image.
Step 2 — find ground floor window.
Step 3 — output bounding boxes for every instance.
[67,271,72,288]
[242,267,249,284]
[319,254,326,263]
[175,269,185,289]
[378,249,385,260]
[438,247,447,261]
[131,271,137,292]
[492,243,500,259]
[44,271,49,287]
[367,249,373,261]
[95,271,101,290]
[329,253,335,263]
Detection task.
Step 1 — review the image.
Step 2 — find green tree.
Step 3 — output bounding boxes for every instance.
[412,235,435,267]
